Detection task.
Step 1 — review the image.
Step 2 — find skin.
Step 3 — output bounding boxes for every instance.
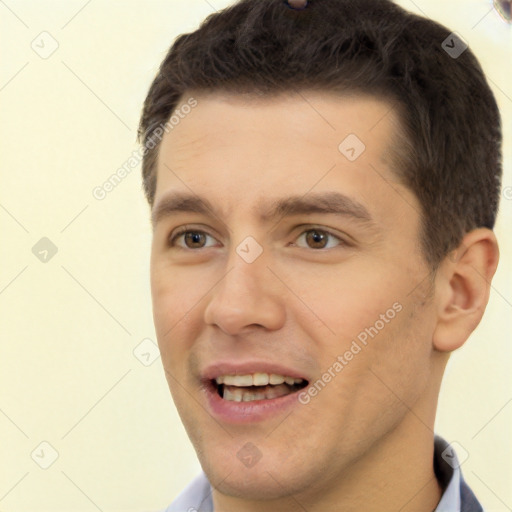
[149,91,499,512]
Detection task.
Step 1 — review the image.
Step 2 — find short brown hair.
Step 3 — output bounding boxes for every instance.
[138,0,502,267]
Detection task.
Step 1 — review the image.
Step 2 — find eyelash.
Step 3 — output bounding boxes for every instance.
[168,226,347,251]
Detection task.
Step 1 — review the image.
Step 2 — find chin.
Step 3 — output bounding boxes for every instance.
[198,445,321,502]
[210,469,303,501]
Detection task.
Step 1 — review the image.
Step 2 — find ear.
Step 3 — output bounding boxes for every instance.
[432,228,499,352]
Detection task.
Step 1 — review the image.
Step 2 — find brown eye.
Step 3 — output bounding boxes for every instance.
[306,230,328,249]
[169,229,217,249]
[295,229,343,250]
[183,232,206,248]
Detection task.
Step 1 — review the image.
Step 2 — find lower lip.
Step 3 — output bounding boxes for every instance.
[203,382,304,424]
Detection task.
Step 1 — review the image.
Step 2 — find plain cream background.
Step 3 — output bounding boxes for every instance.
[0,1,510,511]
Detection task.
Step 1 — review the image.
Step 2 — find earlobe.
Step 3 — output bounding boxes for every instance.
[432,228,499,352]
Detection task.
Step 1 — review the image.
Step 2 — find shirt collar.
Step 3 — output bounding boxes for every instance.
[433,435,462,512]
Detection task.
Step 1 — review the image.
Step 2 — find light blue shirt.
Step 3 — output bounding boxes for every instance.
[158,435,480,512]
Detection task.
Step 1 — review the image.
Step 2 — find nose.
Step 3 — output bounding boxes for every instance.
[203,246,286,335]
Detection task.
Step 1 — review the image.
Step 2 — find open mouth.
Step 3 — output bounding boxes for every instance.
[211,373,309,402]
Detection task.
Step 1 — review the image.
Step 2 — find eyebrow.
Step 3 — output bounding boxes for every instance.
[151,190,374,228]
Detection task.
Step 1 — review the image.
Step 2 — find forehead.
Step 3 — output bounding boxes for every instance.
[164,90,400,157]
[153,91,414,228]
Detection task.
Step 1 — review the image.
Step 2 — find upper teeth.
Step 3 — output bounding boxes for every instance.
[215,373,304,386]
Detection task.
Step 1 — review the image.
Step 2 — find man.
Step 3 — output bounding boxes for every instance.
[138,0,502,510]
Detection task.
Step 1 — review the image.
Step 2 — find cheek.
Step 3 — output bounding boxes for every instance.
[345,298,434,417]
[287,264,405,345]
[295,265,434,407]
[150,257,201,330]
[150,262,193,364]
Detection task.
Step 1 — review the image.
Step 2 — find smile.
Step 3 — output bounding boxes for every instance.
[214,373,308,402]
[201,362,311,423]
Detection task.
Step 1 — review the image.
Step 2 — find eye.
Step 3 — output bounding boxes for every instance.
[293,228,344,250]
[169,228,218,249]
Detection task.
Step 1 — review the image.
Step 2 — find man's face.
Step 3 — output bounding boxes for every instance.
[150,92,440,500]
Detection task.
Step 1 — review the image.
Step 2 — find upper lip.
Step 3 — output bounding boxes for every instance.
[201,360,310,382]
